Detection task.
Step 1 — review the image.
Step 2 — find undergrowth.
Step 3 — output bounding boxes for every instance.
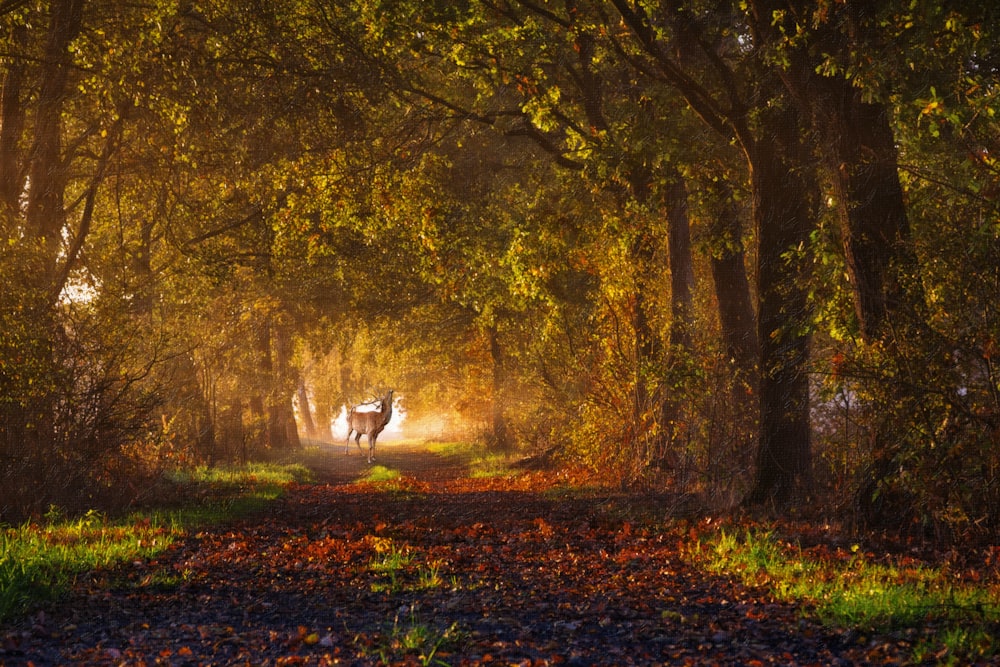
[689,528,1000,665]
[424,441,515,478]
[0,462,304,623]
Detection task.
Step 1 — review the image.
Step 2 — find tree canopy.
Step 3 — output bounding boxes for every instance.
[1,0,998,541]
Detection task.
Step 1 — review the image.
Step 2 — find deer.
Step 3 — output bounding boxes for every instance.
[345,389,394,463]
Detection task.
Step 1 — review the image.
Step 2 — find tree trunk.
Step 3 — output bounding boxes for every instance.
[0,1,85,508]
[0,21,27,215]
[814,87,916,340]
[266,319,299,449]
[250,315,273,451]
[666,172,695,349]
[766,4,926,521]
[25,0,85,269]
[296,375,318,439]
[706,178,758,374]
[488,325,512,451]
[810,81,925,525]
[745,104,818,505]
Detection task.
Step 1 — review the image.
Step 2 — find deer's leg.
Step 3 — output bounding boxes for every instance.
[355,431,364,453]
[345,429,353,454]
[367,434,375,463]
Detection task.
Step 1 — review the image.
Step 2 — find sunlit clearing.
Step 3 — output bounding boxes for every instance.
[331,394,406,442]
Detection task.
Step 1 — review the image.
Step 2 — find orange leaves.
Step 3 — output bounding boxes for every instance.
[7,454,931,665]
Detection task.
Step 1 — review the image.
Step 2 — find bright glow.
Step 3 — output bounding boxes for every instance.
[331,395,406,442]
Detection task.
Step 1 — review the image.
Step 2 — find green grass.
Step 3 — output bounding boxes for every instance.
[165,461,311,493]
[424,441,514,478]
[0,462,306,623]
[367,538,450,594]
[691,529,1000,664]
[369,605,464,666]
[0,509,171,620]
[362,465,403,483]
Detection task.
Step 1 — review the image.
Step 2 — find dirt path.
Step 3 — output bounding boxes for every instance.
[3,442,902,665]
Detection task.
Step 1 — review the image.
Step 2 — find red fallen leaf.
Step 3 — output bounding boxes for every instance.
[9,444,929,666]
[534,517,554,538]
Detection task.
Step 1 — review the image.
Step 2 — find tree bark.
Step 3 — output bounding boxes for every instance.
[296,375,318,439]
[706,178,758,374]
[1,0,85,487]
[0,21,27,215]
[744,104,818,505]
[760,0,919,340]
[611,0,818,502]
[267,319,300,449]
[666,172,695,350]
[488,325,512,451]
[25,0,85,268]
[756,1,926,519]
[817,86,916,340]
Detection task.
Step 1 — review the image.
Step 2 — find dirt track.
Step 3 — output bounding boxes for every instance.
[2,441,912,665]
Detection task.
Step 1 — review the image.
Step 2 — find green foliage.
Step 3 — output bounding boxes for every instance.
[369,605,464,666]
[424,441,516,478]
[367,537,449,595]
[0,461,302,622]
[361,465,403,483]
[2,0,999,544]
[693,529,1000,663]
[0,510,172,621]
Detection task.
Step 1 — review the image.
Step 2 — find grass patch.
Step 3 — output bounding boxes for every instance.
[367,605,464,666]
[366,537,450,594]
[170,461,311,485]
[424,441,514,478]
[691,529,1000,664]
[0,509,172,622]
[362,465,403,483]
[0,462,305,623]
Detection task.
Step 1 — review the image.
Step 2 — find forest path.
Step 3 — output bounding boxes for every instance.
[293,438,476,485]
[4,441,900,665]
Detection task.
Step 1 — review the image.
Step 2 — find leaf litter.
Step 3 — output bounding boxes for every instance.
[0,444,958,665]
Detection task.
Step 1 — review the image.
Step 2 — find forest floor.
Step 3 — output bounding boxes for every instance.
[0,440,977,665]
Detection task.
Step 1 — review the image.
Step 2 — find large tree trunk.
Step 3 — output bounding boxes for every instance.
[815,88,915,340]
[25,0,85,270]
[0,22,27,215]
[764,1,926,521]
[610,0,817,501]
[812,81,924,525]
[745,104,818,505]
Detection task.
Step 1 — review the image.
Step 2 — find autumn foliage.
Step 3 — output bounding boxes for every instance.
[7,445,996,665]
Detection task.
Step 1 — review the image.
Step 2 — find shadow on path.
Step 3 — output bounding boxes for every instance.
[1,440,903,665]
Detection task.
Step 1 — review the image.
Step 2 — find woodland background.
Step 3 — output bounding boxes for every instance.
[1,0,998,542]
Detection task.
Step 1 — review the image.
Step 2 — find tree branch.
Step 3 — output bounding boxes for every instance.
[50,118,123,306]
[608,0,744,146]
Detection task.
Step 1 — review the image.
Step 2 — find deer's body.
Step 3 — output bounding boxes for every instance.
[345,389,394,463]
